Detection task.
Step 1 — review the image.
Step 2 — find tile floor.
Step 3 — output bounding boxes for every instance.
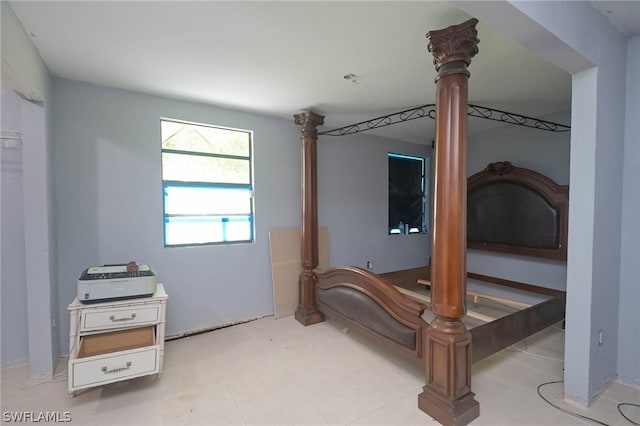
[1,316,638,425]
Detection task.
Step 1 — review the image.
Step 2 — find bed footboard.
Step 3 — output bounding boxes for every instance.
[314,266,430,367]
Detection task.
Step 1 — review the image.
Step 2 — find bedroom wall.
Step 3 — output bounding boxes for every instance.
[1,83,29,367]
[1,1,59,375]
[317,134,431,273]
[53,79,299,347]
[52,79,428,351]
[617,34,640,388]
[466,111,571,292]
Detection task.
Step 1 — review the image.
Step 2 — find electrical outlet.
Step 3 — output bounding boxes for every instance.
[598,329,604,345]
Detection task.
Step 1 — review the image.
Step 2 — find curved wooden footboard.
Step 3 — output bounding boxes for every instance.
[314,266,430,367]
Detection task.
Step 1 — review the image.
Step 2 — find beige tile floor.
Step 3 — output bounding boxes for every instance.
[1,316,639,425]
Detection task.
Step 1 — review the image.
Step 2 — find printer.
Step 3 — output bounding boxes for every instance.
[77,263,157,303]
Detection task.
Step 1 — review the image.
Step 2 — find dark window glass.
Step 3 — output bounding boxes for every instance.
[388,153,426,235]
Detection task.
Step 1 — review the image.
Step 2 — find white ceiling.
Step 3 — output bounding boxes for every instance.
[8,1,634,144]
[591,1,640,37]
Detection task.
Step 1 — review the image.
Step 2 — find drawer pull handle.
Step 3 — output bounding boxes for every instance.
[109,313,136,322]
[102,362,132,374]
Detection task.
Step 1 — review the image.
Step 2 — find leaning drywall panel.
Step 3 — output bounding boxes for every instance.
[269,227,329,319]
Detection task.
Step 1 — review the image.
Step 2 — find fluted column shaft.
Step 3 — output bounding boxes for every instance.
[418,18,480,426]
[431,66,470,324]
[293,111,325,326]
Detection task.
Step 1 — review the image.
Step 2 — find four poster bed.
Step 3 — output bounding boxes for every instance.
[292,18,570,426]
[313,161,568,369]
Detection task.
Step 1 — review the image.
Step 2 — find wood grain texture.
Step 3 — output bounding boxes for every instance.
[293,111,325,326]
[420,18,480,426]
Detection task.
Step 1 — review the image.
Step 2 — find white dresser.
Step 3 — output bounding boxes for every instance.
[67,284,168,396]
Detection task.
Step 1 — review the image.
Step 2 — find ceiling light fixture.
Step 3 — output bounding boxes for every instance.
[343,73,364,91]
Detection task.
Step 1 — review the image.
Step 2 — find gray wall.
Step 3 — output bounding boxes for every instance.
[318,134,431,273]
[617,35,640,388]
[52,79,430,351]
[466,113,571,292]
[53,79,299,343]
[1,1,58,374]
[1,85,29,366]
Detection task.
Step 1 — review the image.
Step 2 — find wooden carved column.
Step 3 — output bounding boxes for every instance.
[293,111,325,326]
[418,18,480,426]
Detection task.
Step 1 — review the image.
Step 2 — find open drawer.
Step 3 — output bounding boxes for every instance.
[69,327,160,392]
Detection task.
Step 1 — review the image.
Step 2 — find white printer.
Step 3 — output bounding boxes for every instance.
[77,263,157,303]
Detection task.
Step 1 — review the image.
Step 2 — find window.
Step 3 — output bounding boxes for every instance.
[388,153,427,235]
[161,119,254,246]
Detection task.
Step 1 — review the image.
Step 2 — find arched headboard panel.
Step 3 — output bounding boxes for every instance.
[467,161,569,260]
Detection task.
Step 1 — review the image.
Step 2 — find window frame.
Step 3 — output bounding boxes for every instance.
[160,118,254,247]
[388,152,427,235]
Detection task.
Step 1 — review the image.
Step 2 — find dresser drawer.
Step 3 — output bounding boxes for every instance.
[70,346,159,390]
[81,305,160,331]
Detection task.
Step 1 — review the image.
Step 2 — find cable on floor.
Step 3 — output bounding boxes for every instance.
[618,403,640,425]
[537,380,611,426]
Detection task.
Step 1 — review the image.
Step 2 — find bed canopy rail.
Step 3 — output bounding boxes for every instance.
[319,103,571,137]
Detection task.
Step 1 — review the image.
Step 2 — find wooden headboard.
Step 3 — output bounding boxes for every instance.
[467,161,569,260]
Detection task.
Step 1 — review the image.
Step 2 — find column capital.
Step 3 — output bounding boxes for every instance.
[427,18,479,70]
[294,111,325,138]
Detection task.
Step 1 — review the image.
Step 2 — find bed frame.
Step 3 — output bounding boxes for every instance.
[315,266,565,366]
[467,161,569,260]
[312,163,569,365]
[314,266,429,370]
[292,18,567,426]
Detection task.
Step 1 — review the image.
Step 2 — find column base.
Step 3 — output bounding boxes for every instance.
[418,388,479,426]
[294,305,324,326]
[419,318,478,425]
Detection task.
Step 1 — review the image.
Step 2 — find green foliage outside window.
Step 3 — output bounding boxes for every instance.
[161,119,254,246]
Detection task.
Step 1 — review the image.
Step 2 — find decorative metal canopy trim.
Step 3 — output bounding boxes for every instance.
[466,105,570,132]
[318,103,571,137]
